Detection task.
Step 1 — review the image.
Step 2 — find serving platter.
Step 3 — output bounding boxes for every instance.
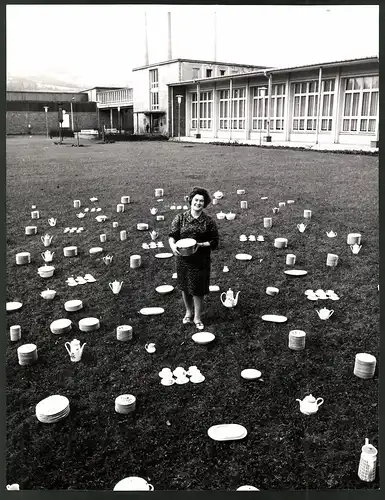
[6,302,22,312]
[241,369,262,380]
[284,270,308,276]
[235,253,252,261]
[261,314,287,323]
[192,332,215,345]
[207,424,247,441]
[155,253,173,259]
[139,307,165,316]
[155,285,174,294]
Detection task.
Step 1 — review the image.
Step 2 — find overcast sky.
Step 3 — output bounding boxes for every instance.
[6,4,379,87]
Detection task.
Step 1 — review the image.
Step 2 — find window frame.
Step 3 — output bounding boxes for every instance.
[149,68,159,111]
[341,75,378,134]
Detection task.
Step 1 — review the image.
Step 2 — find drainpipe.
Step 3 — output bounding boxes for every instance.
[171,86,174,137]
[197,82,200,137]
[263,70,272,142]
[315,67,322,145]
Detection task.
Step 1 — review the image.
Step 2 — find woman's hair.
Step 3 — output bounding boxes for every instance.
[188,186,211,208]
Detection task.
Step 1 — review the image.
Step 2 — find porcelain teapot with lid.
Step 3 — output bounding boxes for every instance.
[326,230,337,237]
[296,394,324,415]
[350,243,362,254]
[65,339,86,362]
[103,254,113,265]
[220,288,240,308]
[41,249,55,262]
[48,217,57,226]
[316,307,334,320]
[109,280,123,294]
[297,223,307,233]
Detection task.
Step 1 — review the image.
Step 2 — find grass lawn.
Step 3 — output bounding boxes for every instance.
[5,136,379,490]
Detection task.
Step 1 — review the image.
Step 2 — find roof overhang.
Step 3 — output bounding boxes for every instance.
[134,110,166,115]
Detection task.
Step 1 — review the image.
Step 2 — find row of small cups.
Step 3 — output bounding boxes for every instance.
[305,289,340,301]
[159,366,204,385]
[142,242,164,249]
[240,234,264,242]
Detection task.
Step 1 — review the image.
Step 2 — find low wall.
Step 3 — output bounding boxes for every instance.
[6,111,98,135]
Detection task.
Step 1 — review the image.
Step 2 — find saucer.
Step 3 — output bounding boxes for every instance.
[6,301,22,312]
[235,254,252,261]
[207,424,247,441]
[241,369,261,380]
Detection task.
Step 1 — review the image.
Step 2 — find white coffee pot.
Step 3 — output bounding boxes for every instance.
[41,250,55,262]
[109,280,123,294]
[48,218,57,226]
[316,307,334,320]
[297,223,307,233]
[65,339,86,362]
[350,244,362,254]
[41,234,53,247]
[296,394,324,415]
[220,288,240,308]
[149,230,158,241]
[103,254,113,265]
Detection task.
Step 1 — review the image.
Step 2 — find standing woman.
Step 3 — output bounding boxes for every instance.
[169,187,219,330]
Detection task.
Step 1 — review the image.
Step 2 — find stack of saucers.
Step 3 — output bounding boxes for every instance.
[63,246,78,257]
[35,395,70,423]
[50,319,72,335]
[17,343,38,365]
[64,299,83,312]
[15,252,31,265]
[326,290,340,300]
[288,330,306,351]
[79,317,100,332]
[115,394,136,414]
[354,353,377,379]
[25,226,37,235]
[315,289,328,300]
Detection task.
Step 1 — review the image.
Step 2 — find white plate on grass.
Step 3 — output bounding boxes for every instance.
[284,270,308,276]
[155,253,173,259]
[209,285,220,292]
[241,369,262,380]
[155,285,174,294]
[235,253,252,261]
[89,247,103,255]
[261,314,287,323]
[140,307,165,316]
[208,424,247,441]
[6,301,22,312]
[192,332,215,345]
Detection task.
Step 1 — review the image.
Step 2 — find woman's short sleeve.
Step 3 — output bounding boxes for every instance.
[169,213,182,240]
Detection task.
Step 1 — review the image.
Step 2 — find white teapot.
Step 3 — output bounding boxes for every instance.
[316,308,334,320]
[296,394,324,415]
[150,207,158,215]
[350,244,362,254]
[102,254,113,265]
[48,217,57,226]
[149,230,158,241]
[41,250,55,262]
[65,339,86,362]
[326,230,337,237]
[41,234,53,247]
[109,280,123,294]
[297,223,307,233]
[220,288,240,308]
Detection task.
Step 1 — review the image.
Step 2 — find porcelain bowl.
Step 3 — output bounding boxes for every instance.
[40,289,56,300]
[38,265,55,278]
[226,213,236,220]
[176,238,197,256]
[216,212,226,220]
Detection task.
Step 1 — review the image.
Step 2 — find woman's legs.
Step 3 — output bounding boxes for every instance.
[182,291,194,318]
[193,295,204,324]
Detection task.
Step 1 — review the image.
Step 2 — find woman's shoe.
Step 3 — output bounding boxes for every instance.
[194,321,204,330]
[183,315,192,324]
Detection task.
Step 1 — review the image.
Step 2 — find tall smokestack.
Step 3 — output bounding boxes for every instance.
[144,12,149,66]
[213,11,217,61]
[167,12,172,60]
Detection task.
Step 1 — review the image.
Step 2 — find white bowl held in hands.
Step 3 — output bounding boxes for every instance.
[176,238,197,256]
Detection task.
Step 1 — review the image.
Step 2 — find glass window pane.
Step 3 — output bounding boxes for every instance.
[239,101,245,118]
[368,119,376,132]
[309,82,315,93]
[301,83,307,93]
[299,119,304,130]
[300,96,306,116]
[322,94,329,116]
[354,78,363,90]
[343,119,349,131]
[344,93,352,116]
[329,94,334,116]
[361,92,370,116]
[346,78,353,90]
[370,92,378,116]
[360,119,367,132]
[293,119,298,130]
[308,95,314,115]
[363,77,371,90]
[371,76,379,89]
[352,93,359,115]
[294,83,299,94]
[351,119,357,131]
[307,119,313,130]
[321,119,327,131]
[277,97,282,116]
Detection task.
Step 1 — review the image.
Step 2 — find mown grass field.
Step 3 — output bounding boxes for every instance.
[6,136,379,490]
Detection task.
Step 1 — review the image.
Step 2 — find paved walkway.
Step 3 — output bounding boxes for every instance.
[169,136,378,153]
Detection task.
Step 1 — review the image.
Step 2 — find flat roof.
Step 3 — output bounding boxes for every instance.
[167,56,379,86]
[133,58,269,71]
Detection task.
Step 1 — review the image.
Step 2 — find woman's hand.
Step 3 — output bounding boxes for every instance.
[170,243,182,256]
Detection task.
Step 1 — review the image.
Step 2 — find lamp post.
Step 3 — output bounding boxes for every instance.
[70,96,75,133]
[259,87,267,146]
[43,106,49,139]
[176,94,183,141]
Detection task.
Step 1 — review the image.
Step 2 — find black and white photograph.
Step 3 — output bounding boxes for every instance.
[5,3,379,491]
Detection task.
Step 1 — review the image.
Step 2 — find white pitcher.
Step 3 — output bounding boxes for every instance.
[109,280,123,294]
[316,308,334,320]
[41,234,53,247]
[350,244,362,254]
[48,218,57,227]
[65,339,86,362]
[103,255,113,265]
[41,250,54,262]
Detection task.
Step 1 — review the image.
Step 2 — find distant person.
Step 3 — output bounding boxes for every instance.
[169,186,219,330]
[146,123,150,134]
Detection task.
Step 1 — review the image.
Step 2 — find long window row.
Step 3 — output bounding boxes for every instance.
[189,76,379,134]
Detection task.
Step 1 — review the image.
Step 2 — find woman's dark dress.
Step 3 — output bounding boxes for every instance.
[169,211,219,296]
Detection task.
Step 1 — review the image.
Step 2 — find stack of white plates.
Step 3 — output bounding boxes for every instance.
[274,238,288,249]
[354,353,376,379]
[17,343,38,365]
[326,253,339,267]
[115,394,136,414]
[121,196,131,204]
[137,223,149,231]
[347,233,361,245]
[35,395,70,423]
[89,247,103,255]
[63,246,78,257]
[79,317,100,332]
[15,252,31,265]
[25,226,37,235]
[116,325,133,341]
[288,330,306,350]
[130,255,141,269]
[116,203,125,213]
[64,299,83,312]
[50,319,72,335]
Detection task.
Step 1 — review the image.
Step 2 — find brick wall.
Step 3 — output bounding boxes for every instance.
[6,111,98,135]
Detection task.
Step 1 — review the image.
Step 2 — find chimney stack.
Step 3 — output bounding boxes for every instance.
[144,12,149,66]
[167,12,172,60]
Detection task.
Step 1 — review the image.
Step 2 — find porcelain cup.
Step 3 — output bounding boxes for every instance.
[145,342,156,353]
